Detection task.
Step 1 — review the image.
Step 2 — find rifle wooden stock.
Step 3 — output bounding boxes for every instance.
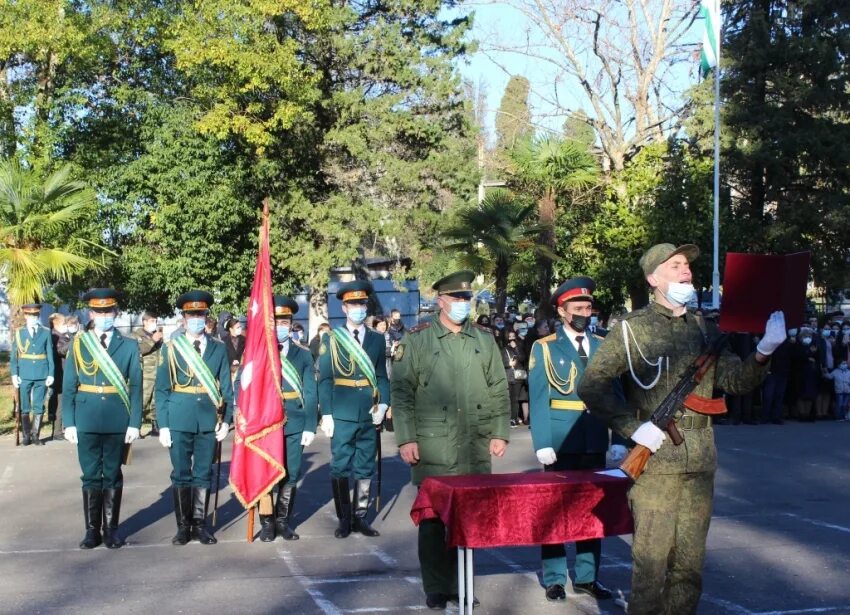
[619,444,652,481]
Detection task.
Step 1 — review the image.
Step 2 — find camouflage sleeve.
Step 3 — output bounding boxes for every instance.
[484,333,511,442]
[317,336,333,417]
[578,322,642,441]
[390,334,418,446]
[135,334,156,356]
[154,344,172,429]
[714,348,770,395]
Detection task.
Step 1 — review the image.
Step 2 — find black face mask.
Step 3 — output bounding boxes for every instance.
[569,315,589,333]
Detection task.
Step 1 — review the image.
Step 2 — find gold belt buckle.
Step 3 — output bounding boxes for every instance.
[97,385,104,394]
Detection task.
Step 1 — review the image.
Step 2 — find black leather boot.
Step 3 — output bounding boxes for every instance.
[31,414,43,445]
[149,420,159,438]
[171,487,192,545]
[331,477,352,539]
[102,488,124,548]
[259,514,275,542]
[79,489,103,549]
[352,478,380,537]
[21,414,32,446]
[191,487,217,544]
[275,484,299,541]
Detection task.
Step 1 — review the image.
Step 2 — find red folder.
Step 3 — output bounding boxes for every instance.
[719,252,810,333]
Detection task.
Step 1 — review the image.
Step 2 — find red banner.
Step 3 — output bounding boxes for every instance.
[229,201,286,509]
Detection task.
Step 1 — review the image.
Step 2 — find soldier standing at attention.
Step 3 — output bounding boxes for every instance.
[391,270,510,611]
[318,280,390,539]
[258,296,318,542]
[529,277,614,603]
[155,291,233,546]
[132,311,163,437]
[578,244,786,614]
[62,289,143,549]
[11,303,55,446]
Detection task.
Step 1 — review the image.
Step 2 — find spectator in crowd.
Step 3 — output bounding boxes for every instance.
[291,322,306,345]
[793,332,821,421]
[48,313,67,439]
[836,323,850,364]
[222,317,246,374]
[492,314,508,345]
[476,314,492,330]
[823,360,850,420]
[131,312,164,437]
[205,316,220,341]
[502,329,529,426]
[725,332,759,425]
[387,309,406,344]
[309,322,331,362]
[761,332,794,424]
[815,327,836,419]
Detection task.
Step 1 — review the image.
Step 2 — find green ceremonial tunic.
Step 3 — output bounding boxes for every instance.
[11,325,55,414]
[280,341,318,483]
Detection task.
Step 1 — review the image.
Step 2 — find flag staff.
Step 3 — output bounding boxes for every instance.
[711,3,721,309]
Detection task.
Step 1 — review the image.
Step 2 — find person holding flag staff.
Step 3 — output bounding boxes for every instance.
[62,288,143,549]
[155,290,234,546]
[318,280,390,538]
[258,296,318,542]
[11,303,55,445]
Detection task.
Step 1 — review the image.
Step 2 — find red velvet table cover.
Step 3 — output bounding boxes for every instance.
[410,470,634,548]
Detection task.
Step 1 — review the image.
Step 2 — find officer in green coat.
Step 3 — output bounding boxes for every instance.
[11,303,55,445]
[578,244,787,615]
[529,277,614,603]
[62,288,143,549]
[318,280,390,538]
[391,270,510,611]
[259,296,318,542]
[155,290,234,546]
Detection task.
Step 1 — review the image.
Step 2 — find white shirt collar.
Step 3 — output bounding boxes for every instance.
[347,323,366,345]
[94,329,114,347]
[281,339,290,356]
[186,332,207,355]
[562,326,587,351]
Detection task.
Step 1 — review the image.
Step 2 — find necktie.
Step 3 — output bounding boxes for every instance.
[100,333,108,349]
[353,329,360,345]
[193,340,201,354]
[575,335,588,366]
[30,327,36,338]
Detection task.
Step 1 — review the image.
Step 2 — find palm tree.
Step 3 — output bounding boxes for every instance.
[441,190,555,313]
[508,134,598,312]
[0,158,110,320]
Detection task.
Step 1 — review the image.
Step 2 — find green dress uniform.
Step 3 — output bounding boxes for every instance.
[578,245,770,615]
[155,291,234,546]
[529,282,613,595]
[11,304,55,445]
[62,289,143,550]
[391,271,510,604]
[259,295,319,542]
[318,280,390,538]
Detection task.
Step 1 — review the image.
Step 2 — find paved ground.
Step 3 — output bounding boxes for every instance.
[1,420,850,615]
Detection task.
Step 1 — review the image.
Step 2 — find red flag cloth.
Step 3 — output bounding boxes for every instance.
[229,205,286,509]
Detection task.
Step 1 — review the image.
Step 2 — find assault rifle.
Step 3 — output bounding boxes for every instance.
[620,333,730,481]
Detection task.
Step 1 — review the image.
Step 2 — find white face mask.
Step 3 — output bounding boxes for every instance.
[25,316,39,328]
[144,321,158,334]
[664,282,696,306]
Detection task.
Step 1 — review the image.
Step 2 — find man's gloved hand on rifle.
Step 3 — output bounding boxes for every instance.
[631,422,666,453]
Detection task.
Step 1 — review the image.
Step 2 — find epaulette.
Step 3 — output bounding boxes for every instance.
[537,333,557,344]
[408,322,431,334]
[618,308,644,322]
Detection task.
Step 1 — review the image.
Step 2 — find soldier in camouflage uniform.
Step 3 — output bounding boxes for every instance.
[578,244,787,615]
[131,311,163,436]
[391,270,511,611]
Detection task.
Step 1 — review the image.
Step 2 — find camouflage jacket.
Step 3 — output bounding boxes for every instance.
[131,328,162,375]
[578,302,769,474]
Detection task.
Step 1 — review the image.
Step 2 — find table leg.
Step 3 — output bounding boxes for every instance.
[466,548,474,613]
[457,547,465,612]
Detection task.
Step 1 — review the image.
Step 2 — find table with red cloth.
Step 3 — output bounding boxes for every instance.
[411,469,634,548]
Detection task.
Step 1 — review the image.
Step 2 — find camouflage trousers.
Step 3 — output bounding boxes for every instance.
[627,471,714,615]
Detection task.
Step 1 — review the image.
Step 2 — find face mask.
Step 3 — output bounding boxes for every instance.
[822,330,831,338]
[276,325,290,342]
[788,329,798,337]
[802,337,812,345]
[144,322,158,334]
[569,314,588,333]
[186,317,206,335]
[347,306,367,325]
[840,363,848,371]
[292,331,302,342]
[590,316,599,327]
[843,328,850,334]
[525,319,535,326]
[56,325,67,334]
[447,300,471,324]
[517,327,528,338]
[67,326,78,334]
[94,316,114,332]
[25,316,39,328]
[494,321,505,329]
[664,282,696,306]
[392,318,400,325]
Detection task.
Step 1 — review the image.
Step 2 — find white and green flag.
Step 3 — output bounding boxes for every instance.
[700,0,720,77]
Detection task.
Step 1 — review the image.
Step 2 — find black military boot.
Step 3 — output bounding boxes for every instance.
[102,488,124,548]
[191,487,217,544]
[259,513,276,542]
[149,420,160,438]
[275,484,299,541]
[31,414,43,445]
[331,477,352,539]
[352,478,380,537]
[21,414,32,446]
[171,487,192,545]
[79,489,103,549]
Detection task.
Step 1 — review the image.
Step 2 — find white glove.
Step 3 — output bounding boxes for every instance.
[125,427,140,444]
[215,422,229,442]
[12,375,21,388]
[159,427,172,448]
[45,376,54,387]
[320,415,335,438]
[301,431,315,447]
[371,403,389,425]
[631,421,666,453]
[609,444,627,463]
[535,447,558,466]
[64,426,78,444]
[757,311,787,356]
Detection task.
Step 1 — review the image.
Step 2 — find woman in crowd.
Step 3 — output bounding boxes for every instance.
[502,328,529,426]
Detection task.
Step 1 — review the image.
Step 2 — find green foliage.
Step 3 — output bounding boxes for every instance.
[495,76,532,151]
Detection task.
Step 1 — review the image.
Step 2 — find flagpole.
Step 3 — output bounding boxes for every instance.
[711,0,721,309]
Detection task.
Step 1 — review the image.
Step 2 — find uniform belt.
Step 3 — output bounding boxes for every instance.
[334,378,371,388]
[79,384,119,394]
[19,353,47,360]
[678,414,712,430]
[281,391,300,400]
[549,399,585,411]
[173,385,207,394]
